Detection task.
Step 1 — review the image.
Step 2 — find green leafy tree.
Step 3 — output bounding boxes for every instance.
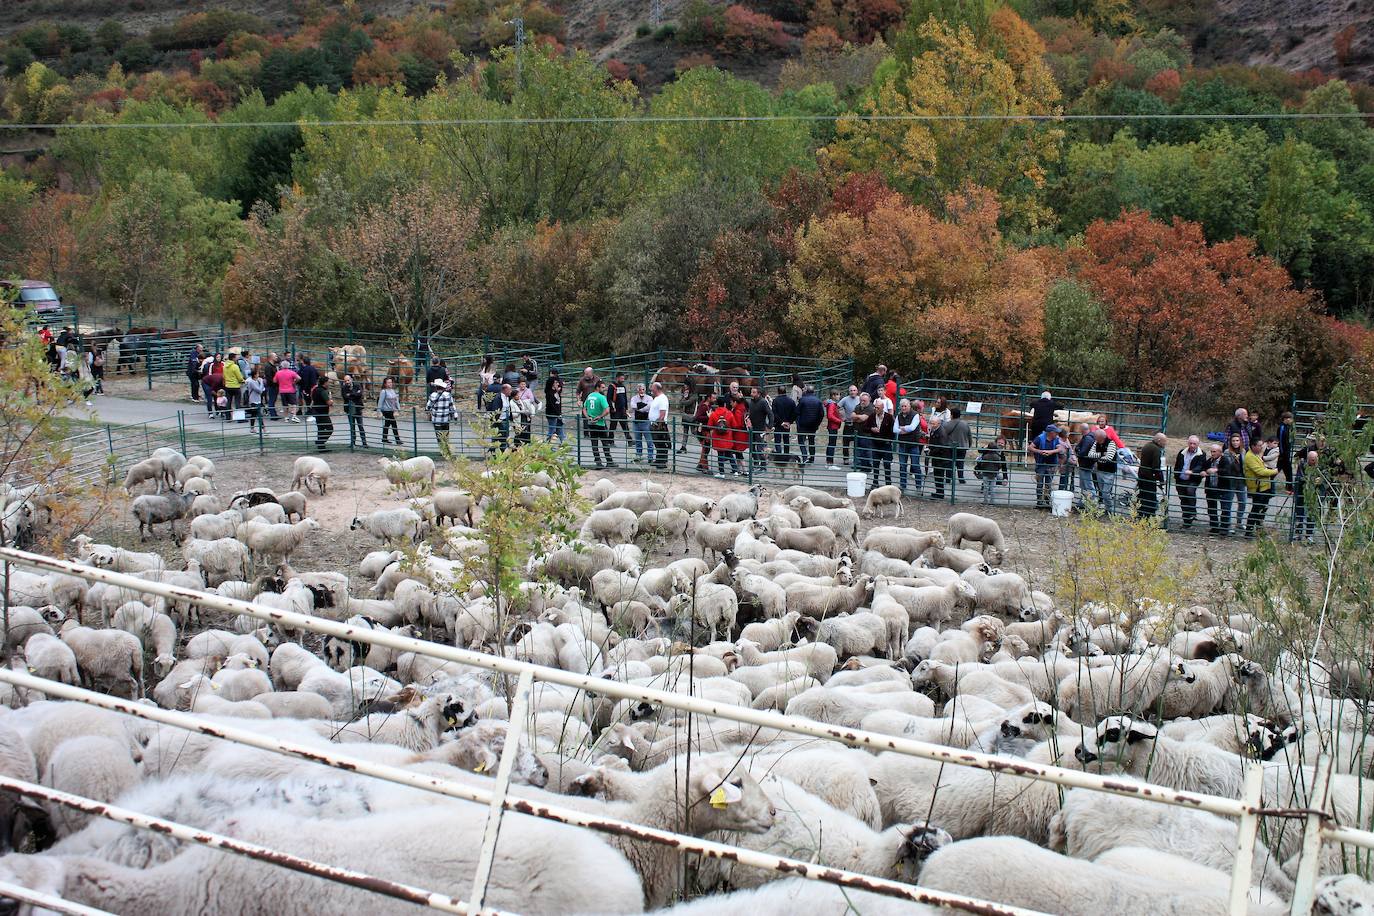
[1039,279,1124,388]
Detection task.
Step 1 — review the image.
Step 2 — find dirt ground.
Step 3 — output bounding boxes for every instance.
[90,449,1251,607]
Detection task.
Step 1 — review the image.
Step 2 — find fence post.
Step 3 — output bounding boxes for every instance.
[411,408,419,458]
[1288,754,1332,916]
[1160,390,1171,434]
[105,425,114,460]
[257,409,265,455]
[1226,762,1264,915]
[575,416,583,468]
[145,349,153,391]
[178,411,186,456]
[670,418,676,475]
[282,326,289,354]
[468,669,534,911]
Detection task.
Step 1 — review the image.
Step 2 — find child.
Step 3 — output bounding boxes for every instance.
[214,387,229,419]
[974,435,1009,504]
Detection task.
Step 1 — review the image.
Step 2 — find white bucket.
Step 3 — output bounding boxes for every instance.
[846,472,867,498]
[1051,489,1074,517]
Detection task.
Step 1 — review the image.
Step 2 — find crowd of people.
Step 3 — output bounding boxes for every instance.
[37,324,1369,541]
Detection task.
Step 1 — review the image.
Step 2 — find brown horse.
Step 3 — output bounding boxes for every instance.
[386,356,415,401]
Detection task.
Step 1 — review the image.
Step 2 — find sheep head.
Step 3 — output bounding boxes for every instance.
[690,760,774,834]
[896,823,953,867]
[1073,716,1158,768]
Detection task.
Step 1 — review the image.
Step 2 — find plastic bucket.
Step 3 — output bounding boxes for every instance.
[846,472,867,498]
[1051,489,1073,517]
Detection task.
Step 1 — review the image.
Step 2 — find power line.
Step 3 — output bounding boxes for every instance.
[0,111,1368,130]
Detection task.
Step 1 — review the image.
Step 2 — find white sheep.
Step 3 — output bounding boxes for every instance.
[783,575,870,619]
[1057,650,1187,725]
[187,494,223,519]
[1,605,60,649]
[23,632,79,685]
[189,509,242,541]
[181,536,252,587]
[251,690,333,719]
[580,508,639,546]
[277,490,308,521]
[289,455,331,494]
[595,490,667,514]
[150,446,187,479]
[946,512,1006,564]
[41,735,140,837]
[58,622,142,697]
[971,571,1032,617]
[179,476,213,496]
[111,601,178,676]
[667,581,739,643]
[430,488,474,526]
[240,502,288,525]
[71,537,164,573]
[635,506,692,554]
[861,526,944,561]
[717,485,765,522]
[185,455,215,478]
[785,684,934,727]
[379,455,436,493]
[348,509,421,545]
[236,518,321,564]
[122,457,171,494]
[671,493,716,516]
[269,641,327,691]
[779,485,851,509]
[862,484,903,518]
[209,665,274,702]
[774,524,838,557]
[789,496,860,546]
[817,611,890,659]
[923,543,991,573]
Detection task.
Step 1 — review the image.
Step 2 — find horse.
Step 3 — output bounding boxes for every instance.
[386,356,415,401]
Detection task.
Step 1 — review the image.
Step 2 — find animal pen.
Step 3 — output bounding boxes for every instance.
[0,545,1368,915]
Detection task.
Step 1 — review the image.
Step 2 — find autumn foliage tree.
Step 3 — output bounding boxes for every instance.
[336,183,481,341]
[785,184,1047,378]
[1076,210,1319,401]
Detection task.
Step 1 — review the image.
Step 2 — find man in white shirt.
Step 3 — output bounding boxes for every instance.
[1173,434,1207,528]
[648,382,671,471]
[629,383,654,465]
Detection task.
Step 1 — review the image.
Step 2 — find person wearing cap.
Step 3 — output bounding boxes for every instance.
[544,368,565,442]
[1028,423,1066,510]
[426,378,455,459]
[1030,391,1062,440]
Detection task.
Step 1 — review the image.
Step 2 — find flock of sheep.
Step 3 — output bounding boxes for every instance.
[1,445,1373,915]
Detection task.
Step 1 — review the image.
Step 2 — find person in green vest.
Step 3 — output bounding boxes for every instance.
[583,379,614,470]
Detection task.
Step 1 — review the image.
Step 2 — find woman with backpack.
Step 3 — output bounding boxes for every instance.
[708,396,741,478]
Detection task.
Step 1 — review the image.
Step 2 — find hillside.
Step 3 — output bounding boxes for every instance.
[4,0,1368,83]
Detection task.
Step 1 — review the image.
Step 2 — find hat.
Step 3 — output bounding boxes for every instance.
[1045,424,1060,433]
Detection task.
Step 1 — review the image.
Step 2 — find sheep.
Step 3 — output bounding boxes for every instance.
[731,569,788,623]
[861,526,944,562]
[23,632,79,685]
[379,455,436,493]
[190,694,273,719]
[667,582,739,643]
[731,520,778,562]
[0,719,35,851]
[150,446,187,480]
[553,753,776,908]
[430,489,474,527]
[180,536,251,587]
[277,490,308,521]
[946,512,1006,564]
[773,525,838,557]
[635,506,692,554]
[737,639,837,682]
[111,602,177,677]
[923,543,991,574]
[789,496,860,546]
[917,836,1268,916]
[72,537,164,573]
[58,622,142,697]
[595,490,667,514]
[910,660,1036,710]
[785,684,934,727]
[1057,649,1188,725]
[0,803,646,915]
[1048,788,1295,897]
[738,610,807,651]
[179,476,213,496]
[1155,655,1243,720]
[581,476,617,505]
[187,494,223,519]
[862,484,903,518]
[817,612,890,660]
[335,691,470,751]
[130,491,195,541]
[269,642,327,691]
[349,509,422,545]
[251,690,333,720]
[1,605,61,649]
[1072,716,1248,799]
[240,502,288,525]
[235,518,322,564]
[971,571,1032,617]
[188,509,242,541]
[717,485,765,522]
[783,575,870,619]
[671,493,716,516]
[174,462,213,490]
[122,457,171,494]
[209,665,274,702]
[185,629,271,669]
[779,485,851,509]
[580,508,639,546]
[42,736,140,838]
[290,455,331,494]
[359,550,402,580]
[185,455,215,479]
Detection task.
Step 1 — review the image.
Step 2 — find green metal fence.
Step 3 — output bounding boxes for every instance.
[561,350,855,400]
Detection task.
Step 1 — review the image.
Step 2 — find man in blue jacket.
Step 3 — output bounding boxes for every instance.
[771,385,797,462]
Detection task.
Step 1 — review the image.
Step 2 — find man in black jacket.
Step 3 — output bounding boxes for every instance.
[340,374,367,448]
[796,385,824,465]
[944,408,972,484]
[746,387,772,470]
[771,385,797,461]
[1029,391,1061,439]
[609,372,631,447]
[297,356,319,399]
[1137,432,1168,519]
[544,369,564,442]
[861,364,887,400]
[1173,435,1207,528]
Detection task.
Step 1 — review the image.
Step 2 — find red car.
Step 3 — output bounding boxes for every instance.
[1,279,63,317]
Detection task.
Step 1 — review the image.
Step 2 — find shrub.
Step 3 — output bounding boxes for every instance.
[636,23,653,37]
[720,5,789,54]
[1056,507,1195,623]
[115,38,157,72]
[679,0,724,44]
[653,22,679,42]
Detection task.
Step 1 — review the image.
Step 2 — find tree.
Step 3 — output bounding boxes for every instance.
[832,18,1062,228]
[1039,279,1124,389]
[17,189,93,295]
[336,183,481,340]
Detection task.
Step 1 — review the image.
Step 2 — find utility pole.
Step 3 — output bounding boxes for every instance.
[506,17,525,85]
[650,0,664,24]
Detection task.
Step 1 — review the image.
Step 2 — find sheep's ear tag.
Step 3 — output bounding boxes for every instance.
[474,761,487,773]
[711,784,741,808]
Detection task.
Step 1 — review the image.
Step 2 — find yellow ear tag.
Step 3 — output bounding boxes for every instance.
[710,787,729,809]
[475,761,487,773]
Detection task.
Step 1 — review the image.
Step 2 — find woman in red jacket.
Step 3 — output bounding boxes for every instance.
[708,400,741,478]
[730,398,749,468]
